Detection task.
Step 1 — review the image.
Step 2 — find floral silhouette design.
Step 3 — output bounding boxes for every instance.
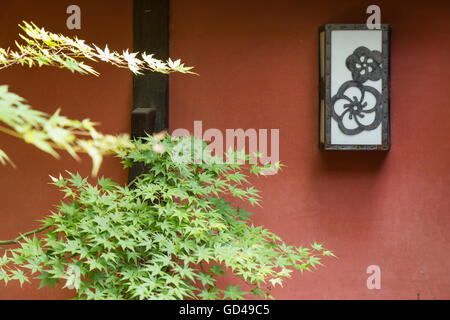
[331,81,382,135]
[331,45,384,135]
[346,46,382,83]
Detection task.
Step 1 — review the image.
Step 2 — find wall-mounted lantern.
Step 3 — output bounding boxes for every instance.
[319,24,391,150]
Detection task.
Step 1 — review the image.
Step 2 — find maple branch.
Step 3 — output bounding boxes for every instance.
[0,225,51,246]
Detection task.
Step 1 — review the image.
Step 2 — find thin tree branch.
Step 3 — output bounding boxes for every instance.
[0,225,51,246]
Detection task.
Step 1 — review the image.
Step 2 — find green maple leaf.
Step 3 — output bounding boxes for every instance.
[196,272,214,288]
[10,269,30,286]
[250,287,266,299]
[67,172,87,188]
[194,245,213,263]
[37,271,60,289]
[269,278,283,288]
[198,288,219,300]
[208,264,225,275]
[223,285,247,300]
[98,176,118,191]
[237,208,253,221]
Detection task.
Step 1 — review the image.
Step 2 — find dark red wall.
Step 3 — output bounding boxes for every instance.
[169,0,450,299]
[1,0,449,300]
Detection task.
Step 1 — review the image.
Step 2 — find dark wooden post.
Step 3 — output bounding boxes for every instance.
[129,0,170,183]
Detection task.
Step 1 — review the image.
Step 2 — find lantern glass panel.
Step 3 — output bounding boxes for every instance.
[319,24,390,151]
[330,30,383,145]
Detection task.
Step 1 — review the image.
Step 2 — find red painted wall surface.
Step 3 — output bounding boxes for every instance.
[0,1,132,299]
[0,0,449,300]
[169,0,450,299]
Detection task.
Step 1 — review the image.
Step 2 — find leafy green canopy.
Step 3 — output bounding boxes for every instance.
[0,135,334,300]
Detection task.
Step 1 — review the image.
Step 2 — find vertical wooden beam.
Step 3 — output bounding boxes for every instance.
[133,0,169,131]
[129,0,169,182]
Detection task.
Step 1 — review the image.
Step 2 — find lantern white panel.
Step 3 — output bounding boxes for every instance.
[330,30,382,145]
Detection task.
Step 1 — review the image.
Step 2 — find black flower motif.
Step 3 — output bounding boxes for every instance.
[346,46,382,83]
[331,81,382,135]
